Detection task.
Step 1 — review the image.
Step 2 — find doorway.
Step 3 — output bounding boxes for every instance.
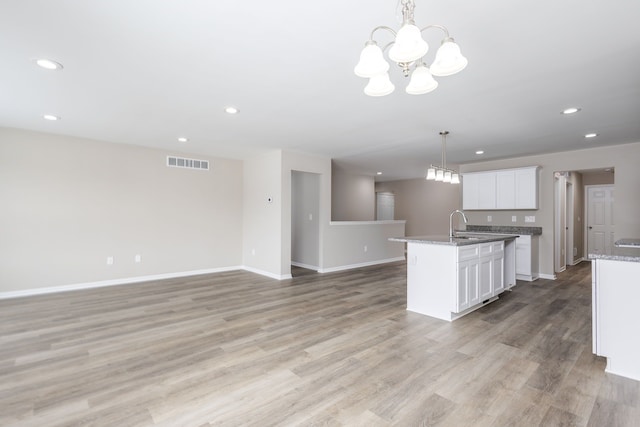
[291,171,320,272]
[553,168,614,273]
[585,185,615,256]
[376,192,395,220]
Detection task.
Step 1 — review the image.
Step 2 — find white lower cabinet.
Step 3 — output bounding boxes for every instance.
[455,241,505,313]
[515,235,539,281]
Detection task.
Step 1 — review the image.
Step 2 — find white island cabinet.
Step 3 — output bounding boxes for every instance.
[393,235,517,322]
[591,246,640,381]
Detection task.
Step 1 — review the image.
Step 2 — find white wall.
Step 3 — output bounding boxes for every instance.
[459,142,640,278]
[0,127,243,293]
[375,177,461,236]
[242,150,284,278]
[331,162,375,221]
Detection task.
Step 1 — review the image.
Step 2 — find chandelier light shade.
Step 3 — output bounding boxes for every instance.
[364,73,395,97]
[425,131,460,185]
[406,63,438,94]
[354,0,467,96]
[430,39,469,76]
[354,41,389,77]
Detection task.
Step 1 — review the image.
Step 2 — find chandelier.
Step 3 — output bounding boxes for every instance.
[354,0,468,96]
[427,131,460,184]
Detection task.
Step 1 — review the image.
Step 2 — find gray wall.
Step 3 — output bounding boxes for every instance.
[459,142,640,277]
[331,162,375,221]
[0,127,243,292]
[375,177,461,236]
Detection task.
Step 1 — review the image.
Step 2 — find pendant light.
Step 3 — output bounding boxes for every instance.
[425,131,460,184]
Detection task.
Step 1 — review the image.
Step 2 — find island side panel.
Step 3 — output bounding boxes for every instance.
[406,242,456,321]
[594,258,640,381]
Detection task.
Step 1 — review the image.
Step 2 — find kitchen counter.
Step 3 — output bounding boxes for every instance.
[464,225,542,235]
[389,234,516,321]
[390,233,517,246]
[591,242,640,381]
[588,246,640,263]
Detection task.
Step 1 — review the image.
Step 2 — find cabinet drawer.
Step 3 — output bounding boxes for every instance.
[479,242,503,256]
[457,245,479,262]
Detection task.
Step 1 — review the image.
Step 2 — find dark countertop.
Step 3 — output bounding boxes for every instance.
[389,234,518,246]
[465,225,542,235]
[615,238,640,248]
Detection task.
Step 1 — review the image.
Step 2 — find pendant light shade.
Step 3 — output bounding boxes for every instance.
[430,39,468,77]
[444,170,452,183]
[426,167,436,180]
[354,42,390,78]
[389,24,429,63]
[451,173,460,184]
[364,73,395,96]
[406,64,439,95]
[435,169,444,181]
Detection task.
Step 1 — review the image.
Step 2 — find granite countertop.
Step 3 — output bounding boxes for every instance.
[589,247,640,263]
[389,234,518,247]
[615,238,640,248]
[464,225,543,235]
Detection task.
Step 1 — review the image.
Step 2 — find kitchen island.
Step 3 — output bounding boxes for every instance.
[390,234,517,321]
[590,240,640,381]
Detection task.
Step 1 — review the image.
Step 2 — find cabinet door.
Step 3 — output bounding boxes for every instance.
[496,170,516,209]
[479,256,493,300]
[462,173,479,210]
[457,259,479,312]
[493,253,505,294]
[515,235,532,275]
[477,173,497,209]
[515,168,538,209]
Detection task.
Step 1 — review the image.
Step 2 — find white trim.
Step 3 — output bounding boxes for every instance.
[242,266,292,280]
[318,257,405,273]
[538,273,557,280]
[291,261,320,271]
[0,266,243,300]
[572,257,585,265]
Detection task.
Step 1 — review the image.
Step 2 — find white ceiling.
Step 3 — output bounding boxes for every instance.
[2,0,640,181]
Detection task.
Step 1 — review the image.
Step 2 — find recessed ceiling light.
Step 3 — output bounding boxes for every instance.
[562,107,581,115]
[475,150,484,155]
[376,172,382,175]
[36,59,63,70]
[43,114,60,121]
[584,133,598,138]
[224,106,239,114]
[177,137,188,143]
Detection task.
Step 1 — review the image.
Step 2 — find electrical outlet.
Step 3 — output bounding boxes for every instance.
[308,213,313,221]
[512,215,517,222]
[487,215,492,222]
[251,248,256,256]
[525,216,535,223]
[364,245,368,253]
[135,254,141,263]
[106,256,114,265]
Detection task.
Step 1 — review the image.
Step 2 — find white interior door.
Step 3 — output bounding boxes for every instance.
[587,185,615,256]
[376,192,394,221]
[555,175,567,272]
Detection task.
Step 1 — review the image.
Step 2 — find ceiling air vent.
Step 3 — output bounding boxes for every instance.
[166,156,210,171]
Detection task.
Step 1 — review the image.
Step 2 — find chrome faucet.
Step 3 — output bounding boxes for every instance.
[449,209,469,238]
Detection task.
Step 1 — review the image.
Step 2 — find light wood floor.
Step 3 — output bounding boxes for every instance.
[1,261,639,426]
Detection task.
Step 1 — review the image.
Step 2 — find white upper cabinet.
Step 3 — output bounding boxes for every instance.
[463,166,539,210]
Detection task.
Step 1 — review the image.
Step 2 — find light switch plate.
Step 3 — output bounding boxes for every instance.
[525,216,536,223]
[512,216,517,222]
[487,215,492,222]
